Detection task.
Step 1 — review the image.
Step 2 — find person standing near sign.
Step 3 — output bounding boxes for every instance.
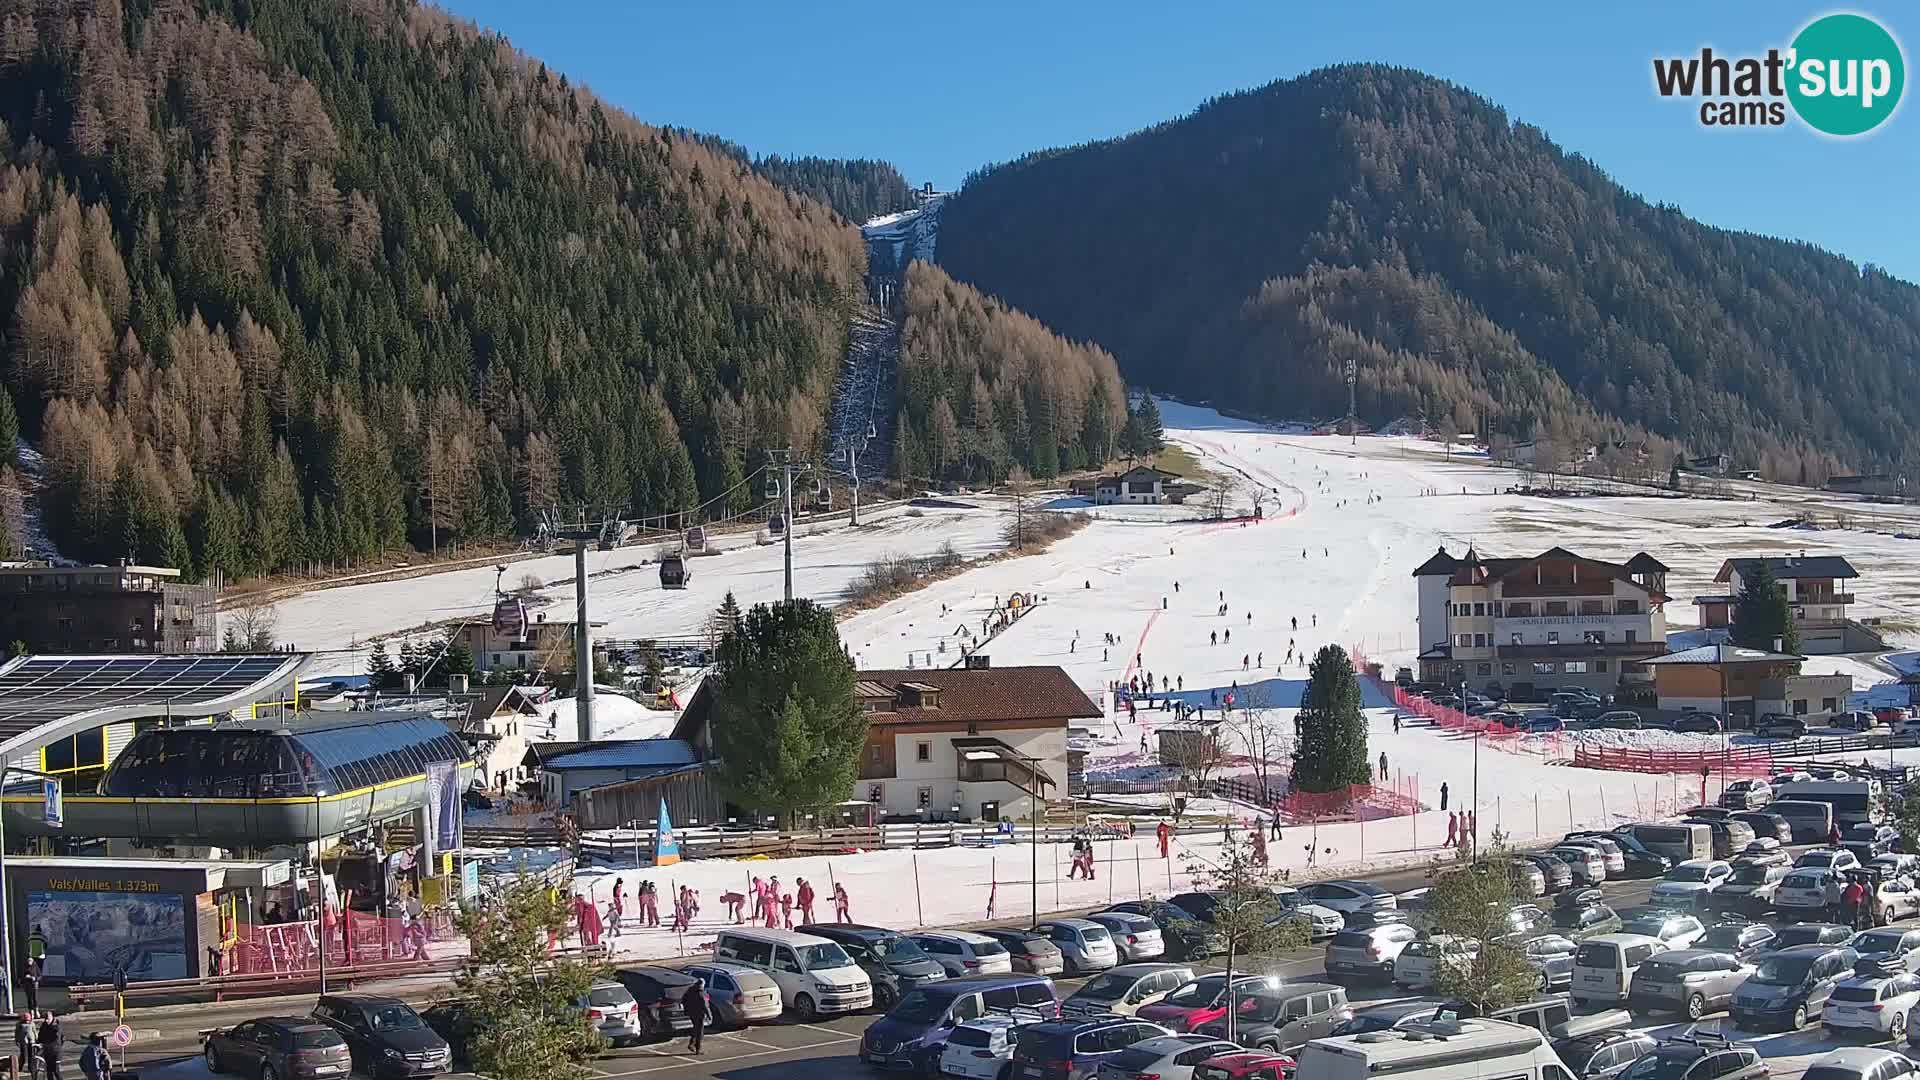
[15,1012,36,1080]
[78,1035,107,1080]
[20,962,38,1012]
[37,1014,60,1080]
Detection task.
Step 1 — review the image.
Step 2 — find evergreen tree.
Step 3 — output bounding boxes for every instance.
[1292,645,1371,792]
[159,517,193,577]
[708,600,867,824]
[368,640,397,691]
[1133,394,1166,455]
[443,639,476,682]
[1730,561,1799,654]
[0,390,16,468]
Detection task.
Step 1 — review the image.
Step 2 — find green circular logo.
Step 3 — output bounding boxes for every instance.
[1787,13,1906,136]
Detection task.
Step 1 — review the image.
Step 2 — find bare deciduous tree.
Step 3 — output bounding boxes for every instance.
[222,600,279,652]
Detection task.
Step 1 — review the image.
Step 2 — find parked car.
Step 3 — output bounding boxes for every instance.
[1135,974,1284,1033]
[1086,912,1169,963]
[1190,1051,1296,1080]
[1010,1017,1173,1080]
[1834,710,1885,732]
[1729,943,1860,1030]
[797,924,949,1009]
[1101,901,1218,961]
[680,962,784,1028]
[1797,848,1863,875]
[1594,710,1644,730]
[1524,853,1576,892]
[1550,846,1609,886]
[939,1016,1035,1080]
[1719,779,1773,809]
[1649,860,1733,907]
[1803,1049,1920,1080]
[1676,713,1724,734]
[1766,923,1855,950]
[913,931,1016,977]
[309,995,453,1079]
[1266,888,1345,939]
[416,1005,473,1072]
[205,1017,352,1080]
[1694,921,1776,960]
[1614,1034,1765,1080]
[1520,934,1578,991]
[1062,964,1195,1018]
[1392,935,1476,990]
[1849,928,1920,974]
[1624,948,1754,1019]
[1738,836,1786,863]
[1755,714,1808,740]
[1032,919,1122,975]
[1559,835,1628,877]
[1617,910,1706,949]
[1730,812,1794,845]
[610,968,697,1042]
[1872,854,1920,877]
[1190,983,1352,1052]
[1509,859,1549,897]
[1321,923,1420,983]
[1293,880,1396,915]
[1680,818,1755,860]
[1571,934,1668,1006]
[1824,973,1920,1039]
[981,929,1067,977]
[1774,868,1839,915]
[1094,1036,1241,1080]
[1572,830,1671,878]
[1550,895,1623,941]
[1550,1025,1657,1079]
[1711,864,1791,915]
[862,975,1063,1073]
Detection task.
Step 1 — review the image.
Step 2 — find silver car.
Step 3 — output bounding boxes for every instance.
[1086,912,1167,962]
[681,962,783,1027]
[1623,948,1753,1019]
[1849,928,1920,974]
[1034,919,1121,975]
[1324,922,1421,982]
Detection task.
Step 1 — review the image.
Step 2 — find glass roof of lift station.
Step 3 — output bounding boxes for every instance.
[100,712,469,800]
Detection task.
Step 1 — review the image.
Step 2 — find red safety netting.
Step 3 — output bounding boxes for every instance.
[1275,772,1423,824]
[1569,744,1775,776]
[1348,647,1566,759]
[219,911,451,976]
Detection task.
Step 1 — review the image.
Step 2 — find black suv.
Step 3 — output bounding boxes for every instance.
[1551,1028,1657,1079]
[798,923,948,1009]
[1011,1017,1170,1080]
[1612,1034,1764,1080]
[310,995,452,1078]
[1730,943,1858,1030]
[611,966,699,1041]
[1756,714,1807,739]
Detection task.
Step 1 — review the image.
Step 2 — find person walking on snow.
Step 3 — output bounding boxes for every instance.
[796,878,816,924]
[1251,828,1268,865]
[1210,631,1217,647]
[1393,713,1401,734]
[1378,752,1388,780]
[780,890,795,929]
[749,876,764,922]
[833,882,851,921]
[1446,812,1459,848]
[1157,821,1173,859]
[1440,782,1449,811]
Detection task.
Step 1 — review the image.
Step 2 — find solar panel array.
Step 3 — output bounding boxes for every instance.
[0,655,296,743]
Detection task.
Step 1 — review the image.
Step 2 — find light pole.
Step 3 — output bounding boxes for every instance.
[313,790,329,993]
[0,765,59,1013]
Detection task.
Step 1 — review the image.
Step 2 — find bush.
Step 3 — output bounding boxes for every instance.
[845,543,964,604]
[1004,510,1088,549]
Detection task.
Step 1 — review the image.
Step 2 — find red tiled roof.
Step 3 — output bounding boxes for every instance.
[857,666,1101,725]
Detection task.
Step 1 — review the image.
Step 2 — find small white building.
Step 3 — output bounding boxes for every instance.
[455,683,546,792]
[1094,466,1182,506]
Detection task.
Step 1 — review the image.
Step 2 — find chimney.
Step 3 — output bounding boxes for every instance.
[449,673,469,694]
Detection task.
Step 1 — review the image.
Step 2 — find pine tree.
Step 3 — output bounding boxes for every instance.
[1292,645,1372,792]
[708,599,867,824]
[368,640,397,690]
[1134,394,1166,454]
[0,390,16,468]
[1730,562,1799,654]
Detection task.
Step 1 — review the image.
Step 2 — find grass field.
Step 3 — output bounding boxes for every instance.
[1152,444,1205,478]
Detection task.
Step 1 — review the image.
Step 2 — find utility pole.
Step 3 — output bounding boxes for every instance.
[766,451,814,603]
[1345,357,1358,447]
[549,515,603,741]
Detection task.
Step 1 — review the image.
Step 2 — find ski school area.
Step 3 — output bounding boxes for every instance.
[337,397,1912,962]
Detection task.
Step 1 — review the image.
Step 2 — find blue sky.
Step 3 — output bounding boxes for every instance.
[442,1,1918,283]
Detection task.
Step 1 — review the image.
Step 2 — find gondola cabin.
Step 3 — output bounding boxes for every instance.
[768,513,786,538]
[659,551,690,589]
[684,526,707,552]
[491,595,528,637]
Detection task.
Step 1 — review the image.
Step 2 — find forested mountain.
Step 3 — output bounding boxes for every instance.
[675,131,917,225]
[939,64,1920,481]
[892,260,1125,484]
[0,0,869,578]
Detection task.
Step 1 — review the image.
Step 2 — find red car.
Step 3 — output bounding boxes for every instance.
[1195,1052,1295,1080]
[1133,973,1281,1032]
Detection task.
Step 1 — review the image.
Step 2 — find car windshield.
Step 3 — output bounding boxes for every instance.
[1731,865,1774,884]
[1551,906,1597,929]
[1752,955,1816,986]
[948,1026,995,1048]
[1801,852,1838,866]
[1074,973,1134,1001]
[1831,985,1881,1003]
[1621,1052,1702,1080]
[1080,927,1111,943]
[801,943,854,968]
[1854,931,1906,953]
[1698,927,1744,949]
[587,987,631,1007]
[973,941,1009,957]
[871,935,931,963]
[1623,917,1670,937]
[292,1031,341,1049]
[1109,1048,1168,1072]
[1164,977,1225,1006]
[1665,866,1710,882]
[366,1005,425,1031]
[887,991,950,1024]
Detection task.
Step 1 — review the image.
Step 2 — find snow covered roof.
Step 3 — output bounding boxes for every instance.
[1644,644,1805,665]
[534,739,700,771]
[1716,556,1859,582]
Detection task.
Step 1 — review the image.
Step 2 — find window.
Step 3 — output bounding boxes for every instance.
[868,783,884,803]
[916,742,930,762]
[1456,634,1471,647]
[1625,629,1638,644]
[918,787,932,808]
[1584,630,1605,645]
[1502,663,1516,676]
[950,994,984,1022]
[1594,660,1610,673]
[1490,603,1503,617]
[1533,662,1558,675]
[1507,602,1533,617]
[1580,600,1604,615]
[1476,664,1492,676]
[1793,699,1809,715]
[1547,631,1560,645]
[1511,633,1524,646]
[1546,601,1569,616]
[1617,599,1640,614]
[1473,603,1486,617]
[1473,634,1487,647]
[983,987,1020,1012]
[1564,662,1588,673]
[1823,698,1839,712]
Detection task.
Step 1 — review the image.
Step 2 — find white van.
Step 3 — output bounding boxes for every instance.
[713,928,874,1019]
[1295,1018,1568,1080]
[1570,933,1666,1006]
[1619,823,1712,864]
[1775,779,1884,828]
